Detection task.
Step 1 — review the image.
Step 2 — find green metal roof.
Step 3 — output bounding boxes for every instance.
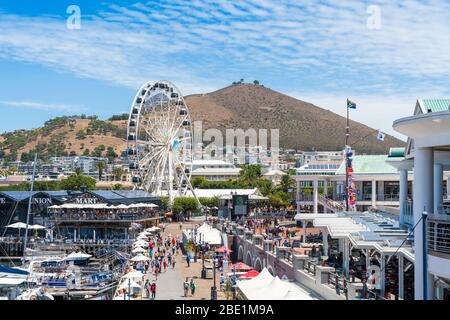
[336,155,398,175]
[422,99,450,113]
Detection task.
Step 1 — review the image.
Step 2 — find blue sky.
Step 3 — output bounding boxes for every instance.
[0,0,449,139]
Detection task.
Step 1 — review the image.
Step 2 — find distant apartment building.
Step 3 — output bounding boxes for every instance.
[297,150,343,167]
[50,156,108,179]
[189,159,241,181]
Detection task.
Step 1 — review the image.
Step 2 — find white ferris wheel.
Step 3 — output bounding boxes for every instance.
[126,80,197,204]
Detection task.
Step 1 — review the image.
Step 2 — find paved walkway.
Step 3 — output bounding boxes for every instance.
[142,220,225,300]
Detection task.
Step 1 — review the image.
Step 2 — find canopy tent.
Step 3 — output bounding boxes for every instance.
[115,204,129,209]
[63,252,92,261]
[185,223,222,245]
[130,254,150,262]
[237,268,317,300]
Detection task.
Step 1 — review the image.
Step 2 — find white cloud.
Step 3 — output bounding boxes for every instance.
[0,101,85,112]
[0,0,448,124]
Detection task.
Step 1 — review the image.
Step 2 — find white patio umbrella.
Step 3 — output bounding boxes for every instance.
[122,270,144,281]
[139,231,152,236]
[132,247,146,254]
[28,224,47,230]
[116,204,129,209]
[117,279,141,290]
[148,203,159,208]
[6,222,28,229]
[130,254,150,262]
[133,242,148,248]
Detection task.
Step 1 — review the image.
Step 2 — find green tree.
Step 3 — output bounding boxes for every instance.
[96,161,106,181]
[106,147,118,160]
[253,80,260,85]
[60,174,96,191]
[112,167,125,181]
[278,174,294,193]
[83,149,90,156]
[112,183,123,190]
[172,197,199,214]
[238,164,262,187]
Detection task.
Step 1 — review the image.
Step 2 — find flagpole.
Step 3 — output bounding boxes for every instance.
[345,101,349,211]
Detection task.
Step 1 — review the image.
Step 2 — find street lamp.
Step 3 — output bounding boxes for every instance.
[201,235,207,279]
[211,254,218,300]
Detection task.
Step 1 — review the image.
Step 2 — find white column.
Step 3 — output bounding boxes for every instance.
[296,180,301,215]
[398,255,404,299]
[365,249,371,270]
[434,164,443,214]
[322,229,329,256]
[446,178,450,199]
[74,229,77,242]
[313,180,318,214]
[413,147,434,300]
[343,238,349,277]
[399,169,408,226]
[371,180,377,208]
[323,180,328,213]
[380,255,385,297]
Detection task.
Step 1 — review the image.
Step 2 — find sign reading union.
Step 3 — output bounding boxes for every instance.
[33,198,53,205]
[75,198,98,204]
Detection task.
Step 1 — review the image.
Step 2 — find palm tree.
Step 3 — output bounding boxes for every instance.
[112,167,125,181]
[279,174,294,193]
[96,161,106,181]
[74,167,83,176]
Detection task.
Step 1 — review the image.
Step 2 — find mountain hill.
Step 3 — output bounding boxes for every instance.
[0,84,404,162]
[185,84,404,153]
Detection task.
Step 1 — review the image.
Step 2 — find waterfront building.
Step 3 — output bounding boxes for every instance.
[392,98,450,300]
[0,190,161,245]
[293,150,423,214]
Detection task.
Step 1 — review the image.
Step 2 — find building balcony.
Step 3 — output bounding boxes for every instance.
[427,213,450,259]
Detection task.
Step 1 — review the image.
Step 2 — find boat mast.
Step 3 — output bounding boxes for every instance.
[23,153,37,263]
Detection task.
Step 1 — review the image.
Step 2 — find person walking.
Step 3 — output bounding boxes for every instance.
[183,278,189,297]
[163,259,168,272]
[150,282,157,300]
[186,254,191,267]
[190,278,196,296]
[172,259,176,269]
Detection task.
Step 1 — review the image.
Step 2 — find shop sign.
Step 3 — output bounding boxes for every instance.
[75,197,98,204]
[33,198,53,205]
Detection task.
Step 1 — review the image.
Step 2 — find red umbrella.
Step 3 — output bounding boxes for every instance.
[215,246,233,253]
[241,270,259,279]
[231,262,253,271]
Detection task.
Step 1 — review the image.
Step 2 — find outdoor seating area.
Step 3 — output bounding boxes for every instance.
[48,203,159,221]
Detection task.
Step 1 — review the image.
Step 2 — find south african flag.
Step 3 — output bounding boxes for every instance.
[347,99,357,109]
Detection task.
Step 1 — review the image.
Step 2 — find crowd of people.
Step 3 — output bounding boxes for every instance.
[48,208,158,221]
